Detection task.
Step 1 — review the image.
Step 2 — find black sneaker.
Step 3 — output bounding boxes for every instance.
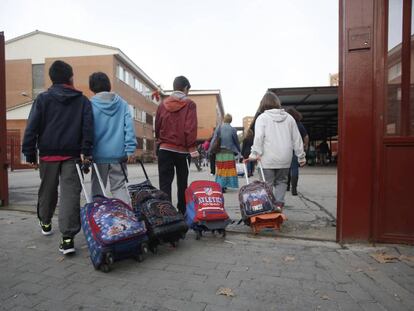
[59,237,75,255]
[39,221,52,236]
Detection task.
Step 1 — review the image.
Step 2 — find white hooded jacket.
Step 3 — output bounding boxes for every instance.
[250,109,305,169]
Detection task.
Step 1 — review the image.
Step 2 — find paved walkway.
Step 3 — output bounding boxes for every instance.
[1,210,413,311]
[6,163,338,240]
[1,164,414,310]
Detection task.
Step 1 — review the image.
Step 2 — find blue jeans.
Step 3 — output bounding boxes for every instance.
[290,154,299,177]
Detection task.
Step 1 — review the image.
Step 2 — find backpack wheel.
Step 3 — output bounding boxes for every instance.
[100,263,110,273]
[141,243,148,254]
[105,252,114,265]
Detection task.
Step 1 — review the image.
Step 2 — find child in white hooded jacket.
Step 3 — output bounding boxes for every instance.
[248,92,305,208]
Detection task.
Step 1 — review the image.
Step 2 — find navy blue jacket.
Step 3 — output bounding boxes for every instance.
[22,84,93,162]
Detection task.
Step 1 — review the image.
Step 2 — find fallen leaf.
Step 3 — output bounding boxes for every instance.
[57,257,65,262]
[216,287,235,297]
[320,294,330,300]
[27,245,37,249]
[399,255,414,263]
[370,252,399,263]
[356,268,363,272]
[262,257,271,263]
[283,256,295,262]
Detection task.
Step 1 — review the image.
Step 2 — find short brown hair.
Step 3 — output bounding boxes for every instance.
[223,113,232,123]
[258,92,281,112]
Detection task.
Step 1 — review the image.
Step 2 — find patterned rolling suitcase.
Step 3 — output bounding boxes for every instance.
[120,160,187,253]
[185,180,231,240]
[76,163,148,272]
[139,199,188,252]
[238,162,286,233]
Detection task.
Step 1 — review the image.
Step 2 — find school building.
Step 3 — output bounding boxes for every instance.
[4,31,226,167]
[4,30,163,168]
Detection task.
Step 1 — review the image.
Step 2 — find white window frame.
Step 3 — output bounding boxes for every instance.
[117,65,124,81]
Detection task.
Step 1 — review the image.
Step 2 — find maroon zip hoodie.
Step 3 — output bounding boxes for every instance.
[155,92,198,153]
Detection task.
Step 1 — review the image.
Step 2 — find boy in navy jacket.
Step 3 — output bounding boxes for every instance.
[22,60,93,255]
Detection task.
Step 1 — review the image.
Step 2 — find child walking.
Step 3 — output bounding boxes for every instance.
[89,72,137,204]
[22,60,93,255]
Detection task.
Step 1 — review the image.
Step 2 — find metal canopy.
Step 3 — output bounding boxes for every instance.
[268,86,338,141]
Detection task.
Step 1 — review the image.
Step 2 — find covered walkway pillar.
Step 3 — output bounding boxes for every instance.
[0,31,8,206]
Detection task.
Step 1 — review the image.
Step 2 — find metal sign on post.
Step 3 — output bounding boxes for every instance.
[0,31,9,206]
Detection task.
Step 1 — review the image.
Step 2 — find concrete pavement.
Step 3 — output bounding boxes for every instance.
[2,164,414,310]
[6,163,337,240]
[1,210,414,311]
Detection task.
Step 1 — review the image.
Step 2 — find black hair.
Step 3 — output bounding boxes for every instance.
[173,76,191,91]
[89,72,111,93]
[49,60,73,84]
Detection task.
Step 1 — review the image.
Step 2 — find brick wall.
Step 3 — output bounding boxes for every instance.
[5,59,32,109]
[188,94,220,141]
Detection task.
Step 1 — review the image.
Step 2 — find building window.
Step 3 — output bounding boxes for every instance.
[128,74,135,87]
[143,138,147,151]
[32,64,44,98]
[141,111,146,122]
[136,78,145,94]
[136,137,143,149]
[146,113,153,125]
[117,65,124,81]
[128,105,135,119]
[117,64,156,103]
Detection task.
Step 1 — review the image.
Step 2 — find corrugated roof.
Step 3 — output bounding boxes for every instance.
[269,86,338,140]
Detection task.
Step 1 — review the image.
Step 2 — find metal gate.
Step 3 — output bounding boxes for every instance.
[6,130,30,170]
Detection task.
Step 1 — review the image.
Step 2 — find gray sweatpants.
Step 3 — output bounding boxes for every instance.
[37,159,81,238]
[262,168,290,204]
[91,163,130,205]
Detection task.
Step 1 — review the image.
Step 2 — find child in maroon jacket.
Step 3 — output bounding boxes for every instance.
[155,76,198,214]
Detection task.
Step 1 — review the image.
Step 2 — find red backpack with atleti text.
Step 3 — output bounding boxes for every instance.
[185,180,231,239]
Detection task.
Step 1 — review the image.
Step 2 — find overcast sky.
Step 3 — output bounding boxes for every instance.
[1,0,338,126]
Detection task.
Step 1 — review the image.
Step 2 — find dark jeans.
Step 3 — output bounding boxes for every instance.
[209,154,216,174]
[247,161,254,176]
[158,150,189,214]
[37,159,81,238]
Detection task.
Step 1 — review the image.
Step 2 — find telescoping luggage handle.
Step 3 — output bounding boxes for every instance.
[243,160,265,185]
[75,162,108,203]
[119,159,149,184]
